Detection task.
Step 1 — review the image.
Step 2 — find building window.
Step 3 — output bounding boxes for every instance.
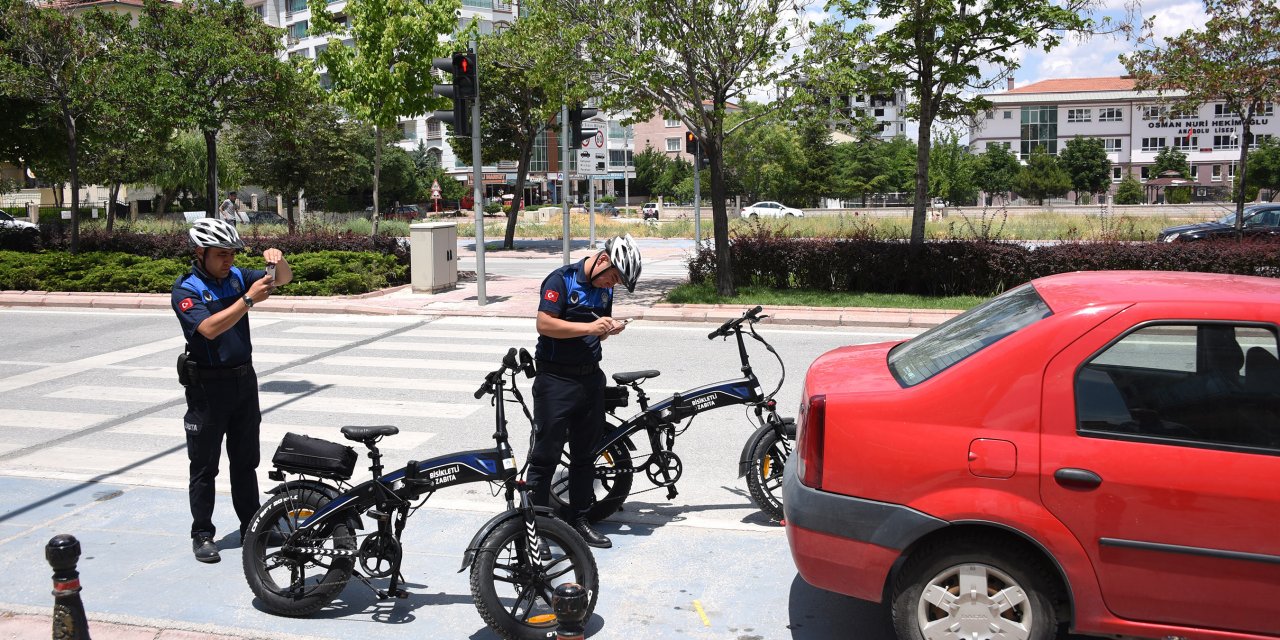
[664,117,680,128]
[608,149,633,167]
[1212,165,1222,181]
[1172,136,1198,151]
[462,0,491,8]
[287,0,307,13]
[251,4,265,19]
[288,49,308,60]
[1099,107,1123,122]
[318,73,331,90]
[1112,166,1123,182]
[1141,166,1150,181]
[985,110,995,120]
[1067,108,1092,123]
[1103,138,1122,152]
[1168,106,1197,119]
[1003,111,1013,119]
[1260,103,1275,117]
[1190,165,1199,181]
[342,38,354,48]
[1020,105,1058,157]
[427,119,441,139]
[665,137,680,152]
[1214,134,1239,150]
[400,121,416,141]
[1229,163,1236,180]
[1141,137,1165,152]
[288,21,308,40]
[1215,103,1239,117]
[314,43,327,56]
[1248,133,1274,149]
[1142,105,1167,120]
[874,108,885,117]
[530,129,547,172]
[608,122,629,140]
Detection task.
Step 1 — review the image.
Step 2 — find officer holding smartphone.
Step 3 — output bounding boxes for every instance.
[172,218,293,564]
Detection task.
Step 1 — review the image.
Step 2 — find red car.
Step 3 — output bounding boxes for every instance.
[785,271,1280,640]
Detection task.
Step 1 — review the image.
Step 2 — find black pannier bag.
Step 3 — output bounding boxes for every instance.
[603,385,629,412]
[271,432,359,480]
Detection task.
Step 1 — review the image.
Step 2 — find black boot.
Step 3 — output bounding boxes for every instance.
[572,519,612,549]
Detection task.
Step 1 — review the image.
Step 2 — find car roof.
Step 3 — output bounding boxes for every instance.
[1032,270,1280,311]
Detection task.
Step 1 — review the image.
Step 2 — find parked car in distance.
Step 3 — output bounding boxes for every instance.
[786,270,1280,640]
[592,203,619,216]
[244,211,287,225]
[1158,203,1280,242]
[366,204,422,220]
[740,201,803,218]
[641,202,660,220]
[0,211,38,233]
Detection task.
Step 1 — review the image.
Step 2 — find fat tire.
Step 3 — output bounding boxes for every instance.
[890,536,1061,640]
[550,441,633,523]
[242,487,356,617]
[745,428,786,521]
[470,515,599,640]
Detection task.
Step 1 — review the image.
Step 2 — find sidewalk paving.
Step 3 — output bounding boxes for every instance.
[0,239,960,328]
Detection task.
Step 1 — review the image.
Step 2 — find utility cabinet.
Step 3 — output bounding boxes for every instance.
[410,222,457,293]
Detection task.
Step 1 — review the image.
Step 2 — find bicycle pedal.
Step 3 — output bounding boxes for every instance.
[366,508,390,521]
[666,487,679,500]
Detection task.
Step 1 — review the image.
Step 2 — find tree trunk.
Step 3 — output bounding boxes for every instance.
[505,136,536,250]
[64,112,80,254]
[911,103,934,251]
[106,181,121,233]
[708,134,735,297]
[1234,115,1253,241]
[204,129,219,219]
[371,125,382,237]
[286,200,295,235]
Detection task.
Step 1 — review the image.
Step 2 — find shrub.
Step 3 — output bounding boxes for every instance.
[1115,175,1145,204]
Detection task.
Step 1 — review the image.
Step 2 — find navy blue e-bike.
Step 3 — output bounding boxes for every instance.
[551,306,795,522]
[241,348,597,640]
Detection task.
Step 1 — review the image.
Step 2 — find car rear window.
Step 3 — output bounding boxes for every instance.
[888,284,1052,386]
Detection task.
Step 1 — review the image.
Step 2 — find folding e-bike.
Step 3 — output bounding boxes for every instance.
[241,348,597,640]
[551,306,795,522]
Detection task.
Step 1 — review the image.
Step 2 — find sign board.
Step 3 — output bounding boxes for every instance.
[61,210,71,220]
[577,148,609,176]
[594,131,605,148]
[430,179,441,199]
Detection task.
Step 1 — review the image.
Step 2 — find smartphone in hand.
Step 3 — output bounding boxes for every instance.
[265,263,276,288]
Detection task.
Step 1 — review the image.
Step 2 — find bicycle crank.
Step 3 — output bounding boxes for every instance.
[644,450,683,487]
[358,532,402,578]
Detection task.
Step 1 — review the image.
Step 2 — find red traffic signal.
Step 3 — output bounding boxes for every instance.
[685,131,697,155]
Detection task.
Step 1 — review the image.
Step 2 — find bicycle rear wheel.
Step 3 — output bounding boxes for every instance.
[242,486,356,617]
[549,441,633,523]
[470,514,598,640]
[745,428,787,521]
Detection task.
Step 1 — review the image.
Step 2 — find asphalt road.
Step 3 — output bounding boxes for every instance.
[0,308,922,639]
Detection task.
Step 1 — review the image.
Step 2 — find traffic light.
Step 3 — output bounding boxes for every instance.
[685,131,697,155]
[568,104,599,147]
[432,51,477,136]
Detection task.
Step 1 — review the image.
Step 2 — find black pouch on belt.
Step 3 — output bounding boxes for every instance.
[177,351,192,387]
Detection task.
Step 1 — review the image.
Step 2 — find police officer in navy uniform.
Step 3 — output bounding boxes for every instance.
[527,234,642,549]
[172,218,293,563]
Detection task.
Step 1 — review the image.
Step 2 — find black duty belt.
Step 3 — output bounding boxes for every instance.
[193,361,254,380]
[536,360,600,377]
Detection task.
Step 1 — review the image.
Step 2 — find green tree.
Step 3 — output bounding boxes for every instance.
[1012,146,1071,205]
[927,129,977,206]
[230,67,365,232]
[136,0,289,223]
[831,140,887,206]
[1247,136,1280,194]
[972,143,1021,205]
[145,129,241,216]
[0,3,131,252]
[797,118,836,207]
[810,0,1116,250]
[310,0,459,236]
[722,104,807,205]
[1151,145,1191,178]
[543,0,809,295]
[1058,136,1112,203]
[1114,173,1145,204]
[1122,0,1280,237]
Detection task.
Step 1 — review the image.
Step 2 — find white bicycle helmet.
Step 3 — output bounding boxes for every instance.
[189,218,244,250]
[604,233,642,293]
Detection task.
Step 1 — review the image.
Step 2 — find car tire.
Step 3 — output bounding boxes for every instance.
[890,536,1061,640]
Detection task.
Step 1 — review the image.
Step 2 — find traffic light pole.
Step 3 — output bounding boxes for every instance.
[694,143,702,245]
[561,103,570,266]
[589,178,596,249]
[471,43,486,305]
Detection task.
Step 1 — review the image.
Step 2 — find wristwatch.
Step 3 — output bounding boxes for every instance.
[242,295,254,309]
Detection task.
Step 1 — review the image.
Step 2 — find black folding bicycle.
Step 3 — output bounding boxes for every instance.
[551,306,795,522]
[241,348,598,640]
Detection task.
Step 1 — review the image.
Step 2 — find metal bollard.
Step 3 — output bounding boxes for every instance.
[46,534,91,640]
[552,582,589,639]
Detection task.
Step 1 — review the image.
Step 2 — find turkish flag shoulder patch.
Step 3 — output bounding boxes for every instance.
[543,289,559,303]
[179,298,194,312]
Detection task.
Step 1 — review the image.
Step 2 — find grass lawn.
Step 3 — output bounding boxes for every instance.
[665,283,985,310]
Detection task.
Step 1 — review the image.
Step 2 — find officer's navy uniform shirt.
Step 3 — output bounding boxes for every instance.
[535,257,614,365]
[171,262,266,367]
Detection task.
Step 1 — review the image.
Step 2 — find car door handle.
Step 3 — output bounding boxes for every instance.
[1054,468,1102,490]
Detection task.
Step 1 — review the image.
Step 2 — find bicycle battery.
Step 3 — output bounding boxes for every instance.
[603,385,629,411]
[272,432,358,480]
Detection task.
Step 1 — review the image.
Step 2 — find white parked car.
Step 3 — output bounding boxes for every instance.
[740,201,803,218]
[0,211,38,233]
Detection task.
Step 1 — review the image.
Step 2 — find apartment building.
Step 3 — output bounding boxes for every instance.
[969,76,1278,200]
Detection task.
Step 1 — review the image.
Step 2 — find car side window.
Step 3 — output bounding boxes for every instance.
[1076,324,1280,452]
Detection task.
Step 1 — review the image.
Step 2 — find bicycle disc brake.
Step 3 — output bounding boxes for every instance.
[358,532,401,578]
[644,450,683,487]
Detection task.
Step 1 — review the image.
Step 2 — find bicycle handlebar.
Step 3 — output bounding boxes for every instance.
[474,347,535,398]
[707,305,764,340]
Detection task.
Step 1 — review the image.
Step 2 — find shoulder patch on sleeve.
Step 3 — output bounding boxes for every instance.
[544,289,559,303]
[179,298,194,312]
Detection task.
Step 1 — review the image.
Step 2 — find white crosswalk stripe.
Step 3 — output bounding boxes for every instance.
[109,417,435,450]
[317,356,497,371]
[398,329,538,341]
[360,341,518,354]
[0,409,113,430]
[46,385,182,403]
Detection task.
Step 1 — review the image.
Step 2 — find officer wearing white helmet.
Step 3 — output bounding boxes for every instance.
[526,234,642,549]
[171,218,293,563]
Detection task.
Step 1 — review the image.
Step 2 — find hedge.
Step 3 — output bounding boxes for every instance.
[689,226,1280,297]
[28,227,409,265]
[0,250,407,296]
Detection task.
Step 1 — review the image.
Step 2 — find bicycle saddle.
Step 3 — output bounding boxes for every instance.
[341,425,399,442]
[613,370,660,385]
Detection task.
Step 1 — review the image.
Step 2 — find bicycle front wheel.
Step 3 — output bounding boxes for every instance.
[470,514,599,640]
[746,428,787,521]
[550,441,633,523]
[242,486,356,617]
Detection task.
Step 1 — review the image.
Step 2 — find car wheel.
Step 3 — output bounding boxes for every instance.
[891,537,1061,640]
